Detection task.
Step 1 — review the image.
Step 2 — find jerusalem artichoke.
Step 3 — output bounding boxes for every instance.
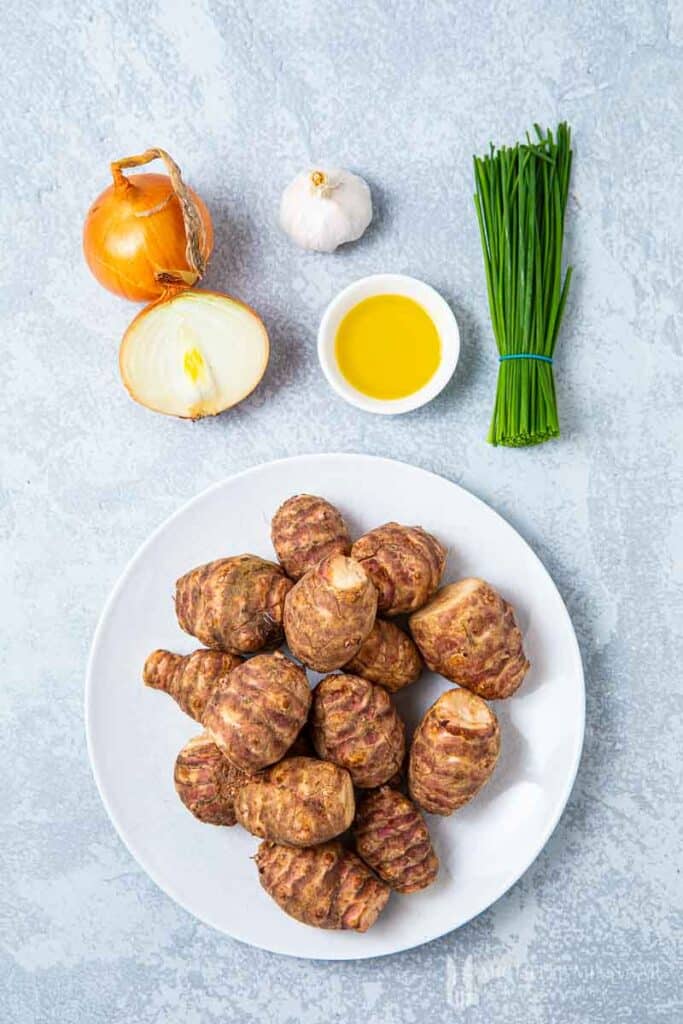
[271,494,351,580]
[344,619,422,692]
[351,522,446,616]
[408,688,500,815]
[203,651,311,772]
[409,578,529,699]
[353,787,439,893]
[175,555,293,654]
[255,840,390,931]
[235,756,355,847]
[311,673,405,788]
[174,731,254,826]
[284,554,377,672]
[143,648,241,721]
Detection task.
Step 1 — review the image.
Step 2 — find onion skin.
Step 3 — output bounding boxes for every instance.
[83,151,213,302]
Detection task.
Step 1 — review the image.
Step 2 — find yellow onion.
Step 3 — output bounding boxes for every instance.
[83,148,213,302]
[119,290,269,419]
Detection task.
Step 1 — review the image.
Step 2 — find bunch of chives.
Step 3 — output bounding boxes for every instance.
[473,123,573,446]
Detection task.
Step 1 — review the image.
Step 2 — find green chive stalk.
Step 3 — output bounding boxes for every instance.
[473,123,573,446]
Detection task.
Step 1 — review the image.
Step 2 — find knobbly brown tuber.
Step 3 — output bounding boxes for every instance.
[255,840,390,932]
[409,688,500,815]
[174,731,254,826]
[344,619,422,692]
[284,554,377,672]
[311,673,405,788]
[353,787,439,893]
[143,648,241,721]
[235,756,355,847]
[409,578,529,699]
[351,522,447,616]
[203,651,311,772]
[175,555,293,655]
[271,494,351,580]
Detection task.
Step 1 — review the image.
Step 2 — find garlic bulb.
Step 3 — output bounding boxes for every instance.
[279,167,372,252]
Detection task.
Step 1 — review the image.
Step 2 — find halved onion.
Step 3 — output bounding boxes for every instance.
[119,291,269,419]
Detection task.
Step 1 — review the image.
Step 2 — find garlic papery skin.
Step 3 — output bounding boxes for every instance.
[279,167,373,252]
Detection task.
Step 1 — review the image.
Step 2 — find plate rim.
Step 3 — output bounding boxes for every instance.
[84,452,585,960]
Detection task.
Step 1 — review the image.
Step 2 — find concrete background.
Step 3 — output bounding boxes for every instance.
[1,0,681,1020]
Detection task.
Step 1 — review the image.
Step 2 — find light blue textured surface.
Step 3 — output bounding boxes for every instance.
[1,1,682,1021]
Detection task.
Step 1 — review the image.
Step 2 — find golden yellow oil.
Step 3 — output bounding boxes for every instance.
[334,294,441,400]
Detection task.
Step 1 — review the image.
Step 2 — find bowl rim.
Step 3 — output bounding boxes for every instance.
[317,273,460,415]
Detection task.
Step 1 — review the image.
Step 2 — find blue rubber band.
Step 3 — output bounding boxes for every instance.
[499,353,553,364]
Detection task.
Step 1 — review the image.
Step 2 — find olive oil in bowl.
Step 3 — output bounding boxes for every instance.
[334,294,441,401]
[317,274,459,415]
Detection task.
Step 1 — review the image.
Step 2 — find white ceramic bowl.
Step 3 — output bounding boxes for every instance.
[317,273,460,415]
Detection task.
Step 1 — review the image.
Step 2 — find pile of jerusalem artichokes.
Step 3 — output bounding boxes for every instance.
[143,494,529,932]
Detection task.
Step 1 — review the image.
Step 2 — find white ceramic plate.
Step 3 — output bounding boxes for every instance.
[86,454,584,960]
